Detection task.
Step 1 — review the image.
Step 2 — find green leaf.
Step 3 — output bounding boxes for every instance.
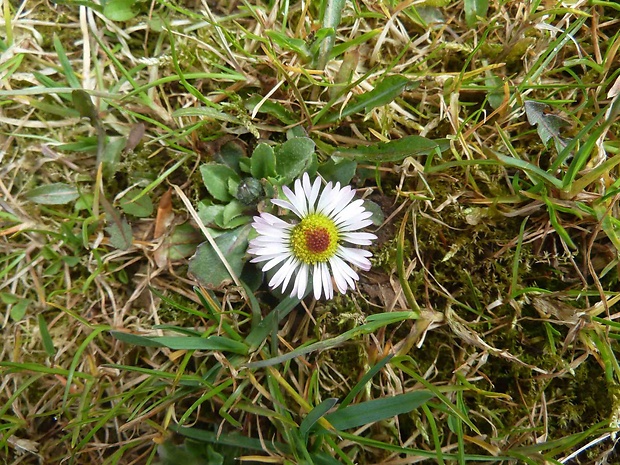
[71,89,98,124]
[103,0,138,21]
[166,223,203,260]
[322,75,410,123]
[464,0,489,27]
[333,136,449,163]
[10,298,30,321]
[105,214,133,250]
[222,200,245,227]
[25,183,79,205]
[53,34,80,88]
[275,137,316,181]
[172,106,240,124]
[100,136,126,179]
[110,331,249,354]
[188,225,250,287]
[200,164,241,202]
[266,30,310,58]
[120,189,153,217]
[38,314,56,357]
[363,200,385,226]
[324,391,434,431]
[250,143,277,179]
[245,95,297,125]
[300,398,339,439]
[318,158,357,184]
[524,100,571,152]
[314,0,345,68]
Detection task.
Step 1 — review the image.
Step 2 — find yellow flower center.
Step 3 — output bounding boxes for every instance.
[290,214,339,264]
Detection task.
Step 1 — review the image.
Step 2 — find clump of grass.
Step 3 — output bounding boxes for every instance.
[2,0,620,464]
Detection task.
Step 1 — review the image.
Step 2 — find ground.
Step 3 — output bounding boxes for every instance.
[2,0,620,464]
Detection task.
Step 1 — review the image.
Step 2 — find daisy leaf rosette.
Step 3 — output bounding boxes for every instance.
[248,173,377,300]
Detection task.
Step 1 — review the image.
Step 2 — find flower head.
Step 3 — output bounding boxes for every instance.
[248,173,377,300]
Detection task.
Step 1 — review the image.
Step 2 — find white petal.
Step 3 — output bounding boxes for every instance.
[292,178,309,216]
[294,263,309,299]
[316,182,334,214]
[337,246,372,271]
[269,256,298,290]
[321,262,334,299]
[330,257,348,294]
[271,198,303,218]
[280,257,299,292]
[340,232,377,246]
[330,255,358,291]
[261,253,292,272]
[339,218,374,232]
[256,212,290,226]
[306,176,322,212]
[313,263,323,300]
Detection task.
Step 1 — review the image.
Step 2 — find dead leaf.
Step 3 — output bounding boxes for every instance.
[154,189,174,239]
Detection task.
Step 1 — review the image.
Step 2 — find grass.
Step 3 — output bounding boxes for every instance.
[2,0,620,463]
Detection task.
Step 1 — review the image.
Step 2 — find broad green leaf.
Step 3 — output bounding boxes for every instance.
[171,425,290,454]
[215,141,246,172]
[275,137,316,180]
[110,331,248,354]
[300,398,339,439]
[318,158,357,184]
[103,0,138,21]
[166,223,202,260]
[245,95,297,125]
[322,75,410,123]
[251,143,277,179]
[105,214,133,250]
[188,225,250,287]
[363,200,385,226]
[10,298,30,321]
[222,200,246,226]
[71,89,98,124]
[333,135,449,163]
[324,391,434,431]
[524,100,570,153]
[100,136,126,178]
[25,183,79,205]
[120,188,153,217]
[172,107,240,124]
[198,201,225,226]
[200,164,241,202]
[464,0,489,27]
[266,30,309,58]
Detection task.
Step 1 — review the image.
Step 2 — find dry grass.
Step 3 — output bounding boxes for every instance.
[2,0,620,463]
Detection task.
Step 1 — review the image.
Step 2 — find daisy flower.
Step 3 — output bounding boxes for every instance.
[248,173,377,300]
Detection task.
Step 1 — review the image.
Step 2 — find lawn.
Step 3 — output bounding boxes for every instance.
[2,0,620,463]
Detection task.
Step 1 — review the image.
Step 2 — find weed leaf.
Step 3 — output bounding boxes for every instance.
[25,183,79,205]
[200,164,241,202]
[110,331,249,354]
[524,100,571,152]
[189,225,250,287]
[333,135,449,163]
[324,391,434,431]
[275,137,316,181]
[465,0,489,27]
[103,0,138,21]
[105,214,133,250]
[322,75,410,123]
